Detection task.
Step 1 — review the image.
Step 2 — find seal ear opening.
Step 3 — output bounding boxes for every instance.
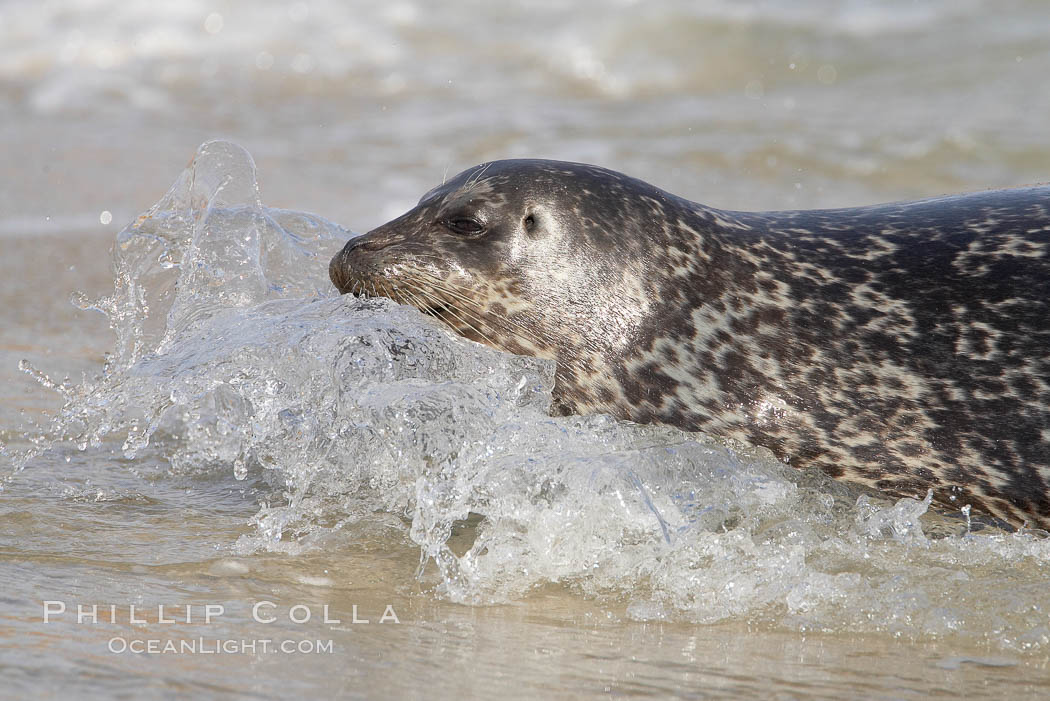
[523,213,536,231]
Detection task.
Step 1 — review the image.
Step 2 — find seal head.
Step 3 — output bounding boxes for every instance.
[331,159,1050,528]
[330,160,684,417]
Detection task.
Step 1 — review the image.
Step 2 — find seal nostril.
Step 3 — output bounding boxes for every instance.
[348,234,393,253]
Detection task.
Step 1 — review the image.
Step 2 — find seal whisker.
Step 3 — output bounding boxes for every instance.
[408,276,483,308]
[404,272,558,351]
[402,274,524,348]
[404,281,501,347]
[462,161,493,192]
[400,288,435,318]
[405,269,482,297]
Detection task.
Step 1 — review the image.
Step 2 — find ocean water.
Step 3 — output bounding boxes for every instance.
[2,1,1050,699]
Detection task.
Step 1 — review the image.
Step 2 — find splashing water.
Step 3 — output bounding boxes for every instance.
[10,141,1050,651]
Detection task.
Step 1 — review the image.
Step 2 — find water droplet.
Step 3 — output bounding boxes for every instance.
[817,64,838,85]
[70,290,93,310]
[291,53,314,74]
[255,51,274,71]
[204,13,224,35]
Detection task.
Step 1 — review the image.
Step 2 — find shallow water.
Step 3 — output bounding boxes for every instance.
[3,1,1050,698]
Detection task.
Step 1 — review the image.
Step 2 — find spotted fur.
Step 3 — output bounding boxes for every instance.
[330,160,1050,528]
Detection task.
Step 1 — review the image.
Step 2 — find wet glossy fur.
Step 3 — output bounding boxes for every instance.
[330,159,1050,528]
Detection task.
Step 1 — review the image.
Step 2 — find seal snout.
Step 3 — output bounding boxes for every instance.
[329,240,361,294]
[329,234,391,294]
[329,246,350,294]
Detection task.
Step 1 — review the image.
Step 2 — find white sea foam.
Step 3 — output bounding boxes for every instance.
[0,0,1006,116]
[3,0,1047,239]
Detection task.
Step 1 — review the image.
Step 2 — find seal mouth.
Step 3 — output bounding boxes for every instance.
[422,299,455,318]
[337,271,454,321]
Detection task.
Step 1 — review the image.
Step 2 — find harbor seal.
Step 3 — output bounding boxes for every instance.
[329,159,1050,529]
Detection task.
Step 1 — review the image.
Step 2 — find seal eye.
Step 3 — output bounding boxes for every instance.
[445,217,486,237]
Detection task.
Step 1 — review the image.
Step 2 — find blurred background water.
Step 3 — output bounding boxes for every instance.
[2,1,1050,698]
[3,0,1049,233]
